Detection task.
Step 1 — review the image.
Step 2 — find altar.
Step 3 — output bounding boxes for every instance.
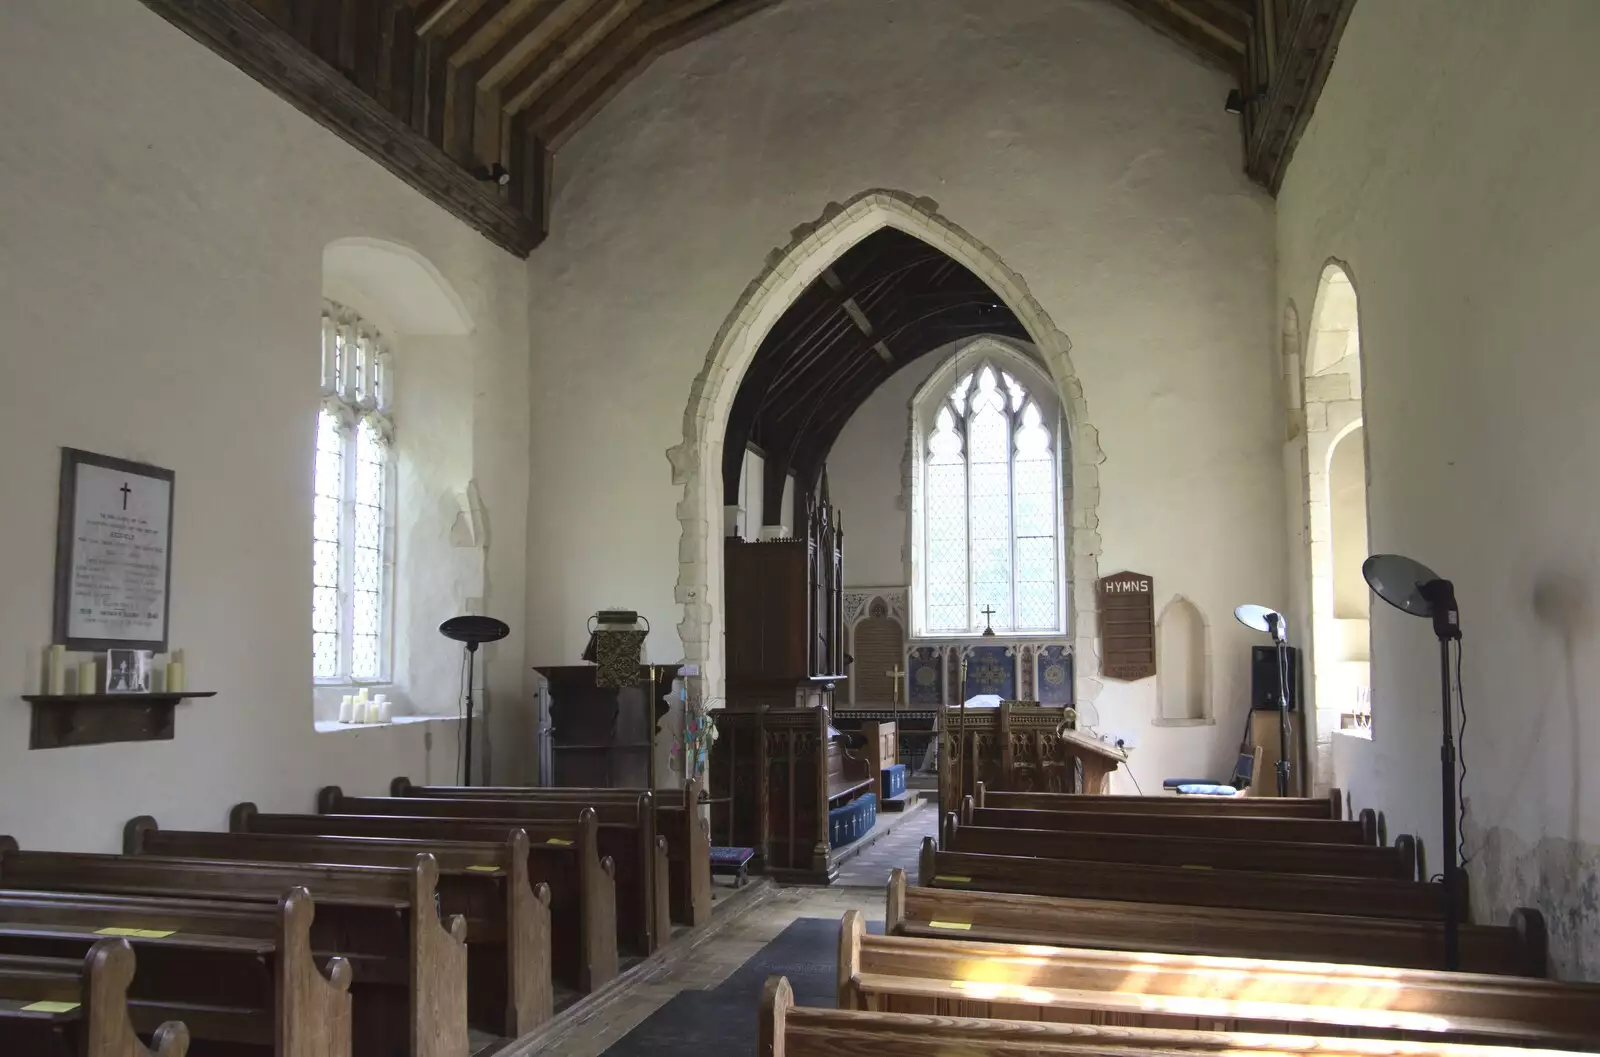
[939,699,1128,806]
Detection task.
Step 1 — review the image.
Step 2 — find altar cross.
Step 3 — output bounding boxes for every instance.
[979,604,997,637]
[885,664,906,709]
[119,482,132,510]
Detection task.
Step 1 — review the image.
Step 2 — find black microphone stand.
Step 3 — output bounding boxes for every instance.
[1420,578,1463,971]
[463,640,480,786]
[1265,613,1291,798]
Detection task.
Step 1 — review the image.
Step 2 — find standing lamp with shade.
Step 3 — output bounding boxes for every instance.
[439,615,511,786]
[1362,553,1463,971]
[1234,603,1292,797]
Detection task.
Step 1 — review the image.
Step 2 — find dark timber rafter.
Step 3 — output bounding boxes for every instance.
[137,0,1351,256]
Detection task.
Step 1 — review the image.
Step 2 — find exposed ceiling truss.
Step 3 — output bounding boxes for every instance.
[138,0,777,256]
[723,229,1028,523]
[136,0,1352,258]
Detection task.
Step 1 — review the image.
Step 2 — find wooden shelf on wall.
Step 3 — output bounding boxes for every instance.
[20,692,217,750]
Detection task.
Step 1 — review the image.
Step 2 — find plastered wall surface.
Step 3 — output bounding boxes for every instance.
[1277,0,1600,977]
[526,0,1281,790]
[0,0,532,848]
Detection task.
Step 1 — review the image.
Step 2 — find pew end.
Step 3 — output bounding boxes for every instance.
[1329,786,1344,818]
[0,835,17,857]
[759,976,793,1057]
[316,786,343,814]
[1510,907,1550,978]
[917,837,937,887]
[940,811,958,849]
[974,780,986,807]
[1359,807,1379,845]
[406,853,469,1057]
[228,802,258,832]
[836,910,864,1008]
[87,937,193,1057]
[960,794,974,825]
[122,815,158,855]
[885,868,907,933]
[390,776,415,797]
[1394,833,1419,880]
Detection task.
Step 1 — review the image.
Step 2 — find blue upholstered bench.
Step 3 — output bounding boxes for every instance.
[881,763,908,799]
[828,792,878,848]
[710,845,755,887]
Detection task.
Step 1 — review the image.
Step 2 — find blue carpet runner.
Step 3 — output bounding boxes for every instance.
[599,917,883,1056]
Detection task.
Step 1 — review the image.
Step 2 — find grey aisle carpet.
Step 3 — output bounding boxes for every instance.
[598,917,883,1057]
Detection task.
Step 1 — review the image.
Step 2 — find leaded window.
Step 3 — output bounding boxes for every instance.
[922,361,1061,634]
[313,301,393,683]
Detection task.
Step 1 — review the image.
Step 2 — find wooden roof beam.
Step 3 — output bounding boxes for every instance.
[500,0,640,112]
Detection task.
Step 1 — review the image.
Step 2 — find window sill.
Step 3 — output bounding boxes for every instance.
[315,713,464,734]
[1334,726,1373,741]
[1151,717,1214,728]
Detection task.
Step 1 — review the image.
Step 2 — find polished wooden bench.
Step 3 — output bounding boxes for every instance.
[977,782,1343,818]
[762,975,1583,1057]
[319,786,667,957]
[941,812,1416,879]
[124,819,551,1036]
[0,840,461,1057]
[0,886,350,1057]
[233,803,618,991]
[836,911,1600,1047]
[390,777,713,928]
[963,798,1378,844]
[919,837,1451,920]
[0,938,189,1057]
[885,868,1546,976]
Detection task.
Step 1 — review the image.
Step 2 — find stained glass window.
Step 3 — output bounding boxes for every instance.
[314,301,393,684]
[921,355,1062,634]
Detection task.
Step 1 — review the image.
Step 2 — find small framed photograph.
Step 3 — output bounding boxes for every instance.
[105,649,153,694]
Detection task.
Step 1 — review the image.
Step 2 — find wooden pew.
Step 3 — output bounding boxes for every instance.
[941,812,1416,879]
[0,841,462,1057]
[0,886,351,1057]
[884,868,1548,977]
[762,975,1587,1057]
[963,798,1379,845]
[919,837,1451,920]
[389,776,713,928]
[978,781,1343,818]
[232,803,619,991]
[0,938,189,1057]
[317,786,668,956]
[835,912,1600,1048]
[123,819,552,1036]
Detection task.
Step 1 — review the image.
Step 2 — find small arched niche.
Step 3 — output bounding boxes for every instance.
[1155,595,1211,726]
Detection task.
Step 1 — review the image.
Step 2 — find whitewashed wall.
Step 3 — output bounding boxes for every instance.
[1277,0,1600,977]
[525,0,1281,792]
[0,0,532,849]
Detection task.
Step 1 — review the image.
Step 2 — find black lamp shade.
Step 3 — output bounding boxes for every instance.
[1362,554,1442,617]
[439,615,510,644]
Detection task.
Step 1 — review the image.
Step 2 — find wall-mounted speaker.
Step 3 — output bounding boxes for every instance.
[1250,644,1301,712]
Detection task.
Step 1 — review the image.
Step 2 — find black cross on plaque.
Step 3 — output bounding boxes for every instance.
[979,604,997,637]
[119,482,131,510]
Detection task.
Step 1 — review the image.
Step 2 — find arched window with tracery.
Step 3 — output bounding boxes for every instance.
[914,345,1066,635]
[313,300,394,684]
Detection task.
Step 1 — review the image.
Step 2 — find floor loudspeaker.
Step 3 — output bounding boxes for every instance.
[1250,644,1301,712]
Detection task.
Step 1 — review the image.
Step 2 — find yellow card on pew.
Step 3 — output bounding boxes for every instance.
[932,874,970,884]
[23,1001,80,1014]
[467,865,501,873]
[927,921,971,931]
[97,927,175,938]
[96,927,142,937]
[546,838,573,846]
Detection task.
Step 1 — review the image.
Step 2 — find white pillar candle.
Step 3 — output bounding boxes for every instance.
[166,660,185,694]
[377,701,393,724]
[48,645,66,695]
[338,695,355,723]
[77,660,98,695]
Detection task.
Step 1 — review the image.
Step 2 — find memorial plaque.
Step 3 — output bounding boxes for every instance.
[53,448,175,652]
[1097,570,1154,681]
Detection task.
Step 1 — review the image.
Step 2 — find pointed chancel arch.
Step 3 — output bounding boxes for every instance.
[667,189,1104,707]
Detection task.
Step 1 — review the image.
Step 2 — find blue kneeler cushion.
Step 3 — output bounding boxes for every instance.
[828,792,878,847]
[880,763,908,799]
